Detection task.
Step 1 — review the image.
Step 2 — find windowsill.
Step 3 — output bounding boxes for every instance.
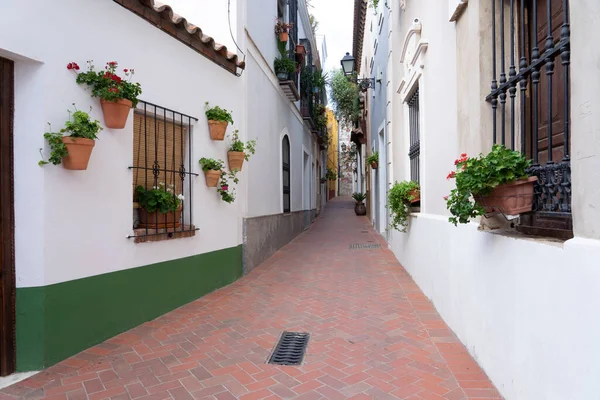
[479,228,567,248]
[132,225,197,243]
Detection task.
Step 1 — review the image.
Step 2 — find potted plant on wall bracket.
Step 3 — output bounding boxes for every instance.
[352,192,367,216]
[326,168,337,181]
[367,151,379,169]
[388,180,419,232]
[295,44,306,62]
[217,170,240,203]
[228,130,257,171]
[135,183,184,229]
[205,102,234,141]
[275,19,293,42]
[320,177,327,184]
[274,57,297,81]
[199,157,225,187]
[69,61,142,129]
[445,145,536,225]
[39,105,103,170]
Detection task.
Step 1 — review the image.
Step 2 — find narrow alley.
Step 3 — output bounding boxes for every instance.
[2,199,500,400]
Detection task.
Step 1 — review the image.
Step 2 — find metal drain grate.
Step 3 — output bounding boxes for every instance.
[268,332,310,366]
[349,243,381,249]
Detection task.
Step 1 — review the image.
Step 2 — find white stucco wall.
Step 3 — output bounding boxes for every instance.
[384,0,600,399]
[1,0,245,287]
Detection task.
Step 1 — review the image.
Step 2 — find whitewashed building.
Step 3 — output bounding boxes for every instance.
[0,0,325,374]
[355,0,600,398]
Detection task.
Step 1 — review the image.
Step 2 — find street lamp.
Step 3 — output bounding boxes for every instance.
[340,52,375,90]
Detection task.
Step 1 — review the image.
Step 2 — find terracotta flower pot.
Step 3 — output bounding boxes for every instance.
[138,209,182,229]
[371,161,378,169]
[354,202,367,216]
[61,137,95,170]
[228,151,245,171]
[475,176,537,215]
[208,120,228,141]
[409,188,420,204]
[279,32,289,42]
[101,98,132,129]
[205,170,222,187]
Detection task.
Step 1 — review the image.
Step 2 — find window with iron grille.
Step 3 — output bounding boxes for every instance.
[129,100,198,241]
[282,135,291,213]
[408,88,420,184]
[486,0,571,238]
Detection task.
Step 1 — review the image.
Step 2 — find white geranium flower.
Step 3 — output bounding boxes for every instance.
[177,194,185,201]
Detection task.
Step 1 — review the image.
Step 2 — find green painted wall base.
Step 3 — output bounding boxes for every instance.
[16,246,242,371]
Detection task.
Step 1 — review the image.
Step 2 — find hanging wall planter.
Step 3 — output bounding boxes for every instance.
[39,107,103,171]
[279,32,289,42]
[61,137,96,170]
[275,19,293,43]
[199,157,226,187]
[101,98,133,129]
[227,130,257,172]
[205,102,234,141]
[69,61,141,130]
[204,170,221,187]
[228,152,245,171]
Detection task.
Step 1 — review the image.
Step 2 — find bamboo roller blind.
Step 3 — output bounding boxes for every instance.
[133,113,187,197]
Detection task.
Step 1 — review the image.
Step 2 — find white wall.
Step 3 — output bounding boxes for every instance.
[386,0,600,399]
[1,0,245,287]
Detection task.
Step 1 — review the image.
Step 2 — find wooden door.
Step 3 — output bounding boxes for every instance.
[0,56,16,376]
[526,0,569,163]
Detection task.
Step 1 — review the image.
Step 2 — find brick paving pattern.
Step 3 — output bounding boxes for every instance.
[1,198,502,399]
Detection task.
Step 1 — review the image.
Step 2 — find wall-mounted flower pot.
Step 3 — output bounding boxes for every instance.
[61,137,95,170]
[279,32,289,42]
[207,120,228,140]
[409,188,420,204]
[228,151,245,171]
[475,176,537,215]
[101,98,132,129]
[277,72,289,81]
[138,209,182,229]
[354,202,367,216]
[296,44,306,56]
[205,170,222,187]
[371,161,378,169]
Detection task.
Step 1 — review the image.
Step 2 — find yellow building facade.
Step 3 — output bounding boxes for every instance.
[326,108,338,199]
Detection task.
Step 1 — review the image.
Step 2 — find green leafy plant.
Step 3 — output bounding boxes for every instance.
[330,69,360,129]
[218,171,240,203]
[369,0,380,12]
[366,151,379,165]
[39,106,103,166]
[301,67,314,95]
[352,192,367,202]
[326,168,337,181]
[320,177,327,184]
[70,61,142,107]
[135,182,183,213]
[313,70,329,89]
[205,102,233,124]
[274,57,297,75]
[229,130,257,161]
[388,181,419,232]
[198,157,225,172]
[445,145,531,225]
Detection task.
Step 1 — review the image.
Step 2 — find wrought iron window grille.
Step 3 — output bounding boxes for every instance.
[128,100,199,240]
[408,88,420,184]
[487,0,571,238]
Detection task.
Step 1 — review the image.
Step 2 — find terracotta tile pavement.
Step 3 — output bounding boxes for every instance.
[1,198,503,399]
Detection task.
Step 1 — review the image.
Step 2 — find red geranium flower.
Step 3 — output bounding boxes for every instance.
[446,171,456,180]
[443,196,449,201]
[123,69,128,73]
[221,185,229,191]
[66,63,73,70]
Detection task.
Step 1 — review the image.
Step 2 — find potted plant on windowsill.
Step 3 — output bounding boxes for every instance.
[274,57,297,81]
[228,130,257,171]
[352,192,367,216]
[388,180,419,232]
[199,157,225,187]
[275,19,293,42]
[445,145,536,225]
[70,61,141,129]
[205,102,233,141]
[39,106,103,170]
[367,151,379,169]
[135,183,184,229]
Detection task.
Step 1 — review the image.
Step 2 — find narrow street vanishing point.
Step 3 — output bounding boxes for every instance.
[1,199,501,400]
